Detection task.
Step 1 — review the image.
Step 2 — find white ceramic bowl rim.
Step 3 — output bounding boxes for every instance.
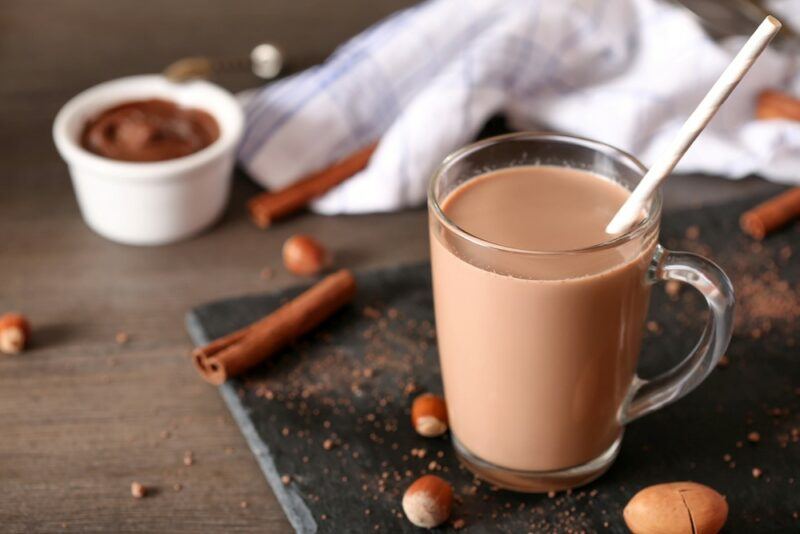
[53,75,244,181]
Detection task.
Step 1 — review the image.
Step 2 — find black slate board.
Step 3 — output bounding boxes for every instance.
[186,196,799,533]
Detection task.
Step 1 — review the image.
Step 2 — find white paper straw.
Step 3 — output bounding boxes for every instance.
[605,15,782,235]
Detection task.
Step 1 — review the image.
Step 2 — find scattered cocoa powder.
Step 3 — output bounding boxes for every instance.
[733,270,800,335]
[260,267,274,280]
[669,227,799,350]
[363,306,381,319]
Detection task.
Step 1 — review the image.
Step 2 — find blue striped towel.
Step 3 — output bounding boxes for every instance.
[239,0,800,215]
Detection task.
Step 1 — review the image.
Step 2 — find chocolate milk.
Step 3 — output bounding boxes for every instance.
[430,166,656,472]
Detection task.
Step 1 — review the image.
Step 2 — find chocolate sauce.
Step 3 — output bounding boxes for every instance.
[81,98,219,162]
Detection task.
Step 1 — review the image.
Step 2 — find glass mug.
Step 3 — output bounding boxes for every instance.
[428,133,734,492]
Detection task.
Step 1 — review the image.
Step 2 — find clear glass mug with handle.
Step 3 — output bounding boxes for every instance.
[428,133,735,492]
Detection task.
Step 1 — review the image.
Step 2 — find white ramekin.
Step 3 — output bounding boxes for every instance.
[53,75,244,246]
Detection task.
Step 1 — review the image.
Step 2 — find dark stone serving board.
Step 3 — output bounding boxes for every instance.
[186,196,799,533]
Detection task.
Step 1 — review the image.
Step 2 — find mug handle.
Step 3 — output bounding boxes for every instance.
[620,245,735,424]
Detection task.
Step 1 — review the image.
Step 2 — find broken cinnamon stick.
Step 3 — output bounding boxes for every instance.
[192,269,356,385]
[756,90,800,121]
[248,142,377,228]
[740,187,800,240]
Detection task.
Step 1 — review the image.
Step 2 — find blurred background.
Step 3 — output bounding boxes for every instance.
[3,0,415,192]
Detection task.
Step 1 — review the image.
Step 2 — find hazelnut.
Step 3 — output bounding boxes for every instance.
[624,481,727,534]
[411,393,448,437]
[0,313,30,354]
[402,475,453,528]
[131,482,147,498]
[282,235,331,276]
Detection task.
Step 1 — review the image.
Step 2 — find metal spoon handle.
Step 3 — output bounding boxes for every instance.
[163,42,283,83]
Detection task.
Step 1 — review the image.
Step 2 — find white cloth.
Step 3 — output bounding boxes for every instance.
[238,0,800,215]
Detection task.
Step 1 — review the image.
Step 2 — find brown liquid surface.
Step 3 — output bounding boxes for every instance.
[81,99,219,162]
[430,166,655,472]
[444,166,629,251]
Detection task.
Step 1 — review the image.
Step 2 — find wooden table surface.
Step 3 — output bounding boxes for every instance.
[0,1,781,532]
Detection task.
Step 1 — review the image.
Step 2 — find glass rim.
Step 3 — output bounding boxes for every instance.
[427,132,662,256]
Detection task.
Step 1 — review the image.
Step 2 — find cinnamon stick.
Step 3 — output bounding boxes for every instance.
[740,187,800,240]
[248,142,377,228]
[192,269,356,385]
[756,90,800,121]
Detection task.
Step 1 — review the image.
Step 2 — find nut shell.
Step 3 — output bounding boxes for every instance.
[0,313,30,354]
[131,481,147,498]
[411,393,448,437]
[402,475,453,528]
[623,481,728,534]
[282,235,330,276]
